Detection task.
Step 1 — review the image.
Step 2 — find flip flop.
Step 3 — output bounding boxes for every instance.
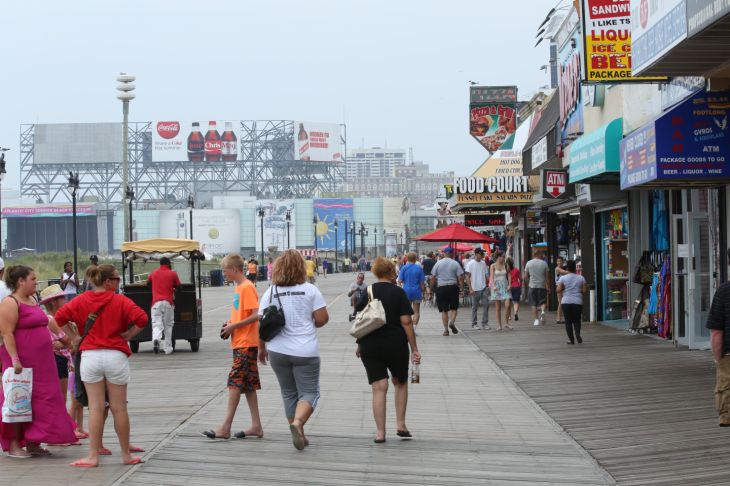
[123,456,144,465]
[98,447,112,455]
[70,459,98,468]
[200,430,230,441]
[75,431,90,440]
[129,445,145,453]
[233,431,264,439]
[396,430,412,439]
[6,452,31,459]
[29,448,52,456]
[373,438,386,443]
[289,424,306,451]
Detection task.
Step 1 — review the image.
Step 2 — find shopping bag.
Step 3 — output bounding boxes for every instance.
[349,286,386,339]
[2,367,33,423]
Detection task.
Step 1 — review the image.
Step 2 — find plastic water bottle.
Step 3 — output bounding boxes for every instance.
[410,364,420,384]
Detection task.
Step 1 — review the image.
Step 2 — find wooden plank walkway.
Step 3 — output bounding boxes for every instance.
[3,275,611,485]
[459,310,729,486]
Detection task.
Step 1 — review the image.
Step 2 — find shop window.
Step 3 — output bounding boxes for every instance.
[600,207,629,321]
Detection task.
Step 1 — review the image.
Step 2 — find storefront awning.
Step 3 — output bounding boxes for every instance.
[568,118,623,184]
[620,89,730,190]
[522,92,561,174]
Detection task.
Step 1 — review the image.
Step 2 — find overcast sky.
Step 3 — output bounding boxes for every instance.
[1,0,559,190]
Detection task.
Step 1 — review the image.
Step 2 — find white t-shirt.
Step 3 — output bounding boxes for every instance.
[0,281,10,301]
[62,272,77,295]
[465,259,489,292]
[258,283,327,358]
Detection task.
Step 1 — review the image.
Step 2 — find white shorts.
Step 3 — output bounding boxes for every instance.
[80,349,131,385]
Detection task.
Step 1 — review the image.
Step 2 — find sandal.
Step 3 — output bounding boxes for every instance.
[6,451,31,459]
[200,430,230,441]
[373,438,386,443]
[28,448,52,456]
[70,459,98,467]
[442,330,449,336]
[289,424,306,451]
[123,456,144,465]
[129,445,145,453]
[396,430,412,439]
[98,447,112,455]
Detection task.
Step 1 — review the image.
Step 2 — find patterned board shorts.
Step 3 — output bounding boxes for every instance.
[228,347,261,393]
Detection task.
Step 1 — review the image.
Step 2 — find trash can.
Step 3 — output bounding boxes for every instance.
[258,265,267,280]
[210,269,224,287]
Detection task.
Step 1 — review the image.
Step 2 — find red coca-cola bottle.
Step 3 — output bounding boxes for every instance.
[221,121,238,161]
[187,122,205,162]
[204,121,222,162]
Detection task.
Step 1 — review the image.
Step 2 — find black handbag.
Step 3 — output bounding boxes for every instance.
[73,303,108,407]
[259,286,286,342]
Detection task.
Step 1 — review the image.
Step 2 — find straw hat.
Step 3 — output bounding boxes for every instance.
[40,284,65,305]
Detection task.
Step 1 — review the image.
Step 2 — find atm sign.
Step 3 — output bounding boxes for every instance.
[546,170,567,198]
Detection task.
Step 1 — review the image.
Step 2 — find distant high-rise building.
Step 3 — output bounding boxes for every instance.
[346,148,407,178]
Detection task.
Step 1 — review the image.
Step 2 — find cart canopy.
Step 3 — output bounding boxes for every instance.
[121,238,204,261]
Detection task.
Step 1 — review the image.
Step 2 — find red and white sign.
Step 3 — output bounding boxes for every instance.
[152,120,240,162]
[546,170,567,198]
[294,121,343,162]
[156,122,180,139]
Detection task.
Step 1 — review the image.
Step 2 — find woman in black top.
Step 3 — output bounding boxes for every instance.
[355,257,421,443]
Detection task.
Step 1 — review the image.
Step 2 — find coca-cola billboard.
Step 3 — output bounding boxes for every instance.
[152,120,240,162]
[294,122,343,162]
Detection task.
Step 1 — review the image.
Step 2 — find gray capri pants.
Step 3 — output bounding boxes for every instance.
[268,350,321,418]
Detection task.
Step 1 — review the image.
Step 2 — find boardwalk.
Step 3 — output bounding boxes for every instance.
[462,311,727,485]
[5,273,611,485]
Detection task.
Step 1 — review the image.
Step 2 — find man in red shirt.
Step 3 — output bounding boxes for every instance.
[148,257,181,355]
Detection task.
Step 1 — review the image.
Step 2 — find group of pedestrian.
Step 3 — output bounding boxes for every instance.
[0,261,148,466]
[201,250,420,449]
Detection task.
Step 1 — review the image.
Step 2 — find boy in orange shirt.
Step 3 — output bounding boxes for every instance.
[201,253,264,440]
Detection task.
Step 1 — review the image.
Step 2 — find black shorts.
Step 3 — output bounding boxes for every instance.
[246,273,256,283]
[359,340,409,384]
[436,285,460,312]
[55,354,69,379]
[528,287,547,307]
[510,287,522,302]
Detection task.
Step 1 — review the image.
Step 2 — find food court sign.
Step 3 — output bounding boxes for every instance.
[454,176,533,205]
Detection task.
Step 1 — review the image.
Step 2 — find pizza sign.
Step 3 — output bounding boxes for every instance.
[546,170,567,198]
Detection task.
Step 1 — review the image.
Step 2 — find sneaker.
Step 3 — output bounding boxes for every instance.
[471,324,479,329]
[533,319,540,327]
[449,323,459,334]
[481,325,491,330]
[164,348,174,355]
[153,339,160,354]
[348,314,355,322]
[540,311,546,325]
[514,314,519,321]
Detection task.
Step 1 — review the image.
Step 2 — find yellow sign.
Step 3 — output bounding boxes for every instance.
[456,193,534,204]
[582,0,667,83]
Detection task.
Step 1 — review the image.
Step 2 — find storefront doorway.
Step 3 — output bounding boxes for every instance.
[671,190,715,350]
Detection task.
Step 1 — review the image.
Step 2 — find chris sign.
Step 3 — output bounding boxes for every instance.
[455,176,530,194]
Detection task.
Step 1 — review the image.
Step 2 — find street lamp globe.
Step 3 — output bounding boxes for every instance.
[116,74,136,101]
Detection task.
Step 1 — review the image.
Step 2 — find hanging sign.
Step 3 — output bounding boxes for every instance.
[542,169,575,199]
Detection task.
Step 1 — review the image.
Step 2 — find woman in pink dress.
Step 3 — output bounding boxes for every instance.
[0,265,77,458]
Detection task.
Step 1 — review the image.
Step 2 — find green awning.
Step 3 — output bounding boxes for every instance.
[568,118,623,183]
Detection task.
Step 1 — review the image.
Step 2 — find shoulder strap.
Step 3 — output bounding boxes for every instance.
[273,285,284,308]
[367,285,373,302]
[80,300,111,342]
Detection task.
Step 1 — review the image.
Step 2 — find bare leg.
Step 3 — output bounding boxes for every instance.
[213,388,241,438]
[393,378,409,433]
[371,379,388,440]
[106,382,137,464]
[8,424,30,457]
[59,377,68,403]
[513,300,520,317]
[411,301,421,327]
[70,397,85,434]
[290,400,314,448]
[242,390,264,437]
[72,380,106,466]
[441,311,449,332]
[495,301,503,329]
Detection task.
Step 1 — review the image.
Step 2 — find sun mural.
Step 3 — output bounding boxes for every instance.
[315,217,336,245]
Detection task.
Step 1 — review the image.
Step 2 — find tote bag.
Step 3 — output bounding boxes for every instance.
[2,367,33,423]
[349,286,386,339]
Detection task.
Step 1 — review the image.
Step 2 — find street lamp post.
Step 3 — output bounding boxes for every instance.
[116,73,136,249]
[285,210,291,249]
[313,216,318,254]
[0,149,7,257]
[67,172,80,278]
[373,227,377,258]
[344,220,349,260]
[187,194,194,240]
[126,185,135,281]
[351,223,356,259]
[400,232,404,254]
[334,220,339,273]
[258,208,265,265]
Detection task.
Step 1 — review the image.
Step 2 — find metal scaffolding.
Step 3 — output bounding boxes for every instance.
[20,121,345,207]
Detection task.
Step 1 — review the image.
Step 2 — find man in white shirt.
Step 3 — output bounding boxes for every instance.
[0,258,9,301]
[524,248,551,326]
[465,248,490,330]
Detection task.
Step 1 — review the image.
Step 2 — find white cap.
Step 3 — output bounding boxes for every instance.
[0,257,4,271]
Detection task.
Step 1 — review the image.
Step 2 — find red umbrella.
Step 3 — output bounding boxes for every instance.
[439,243,475,252]
[414,223,497,243]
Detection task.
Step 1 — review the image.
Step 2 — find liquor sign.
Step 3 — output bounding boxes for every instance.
[620,90,730,188]
[152,120,240,162]
[557,11,585,143]
[469,86,518,153]
[464,214,506,227]
[294,122,343,163]
[630,0,688,75]
[581,0,668,83]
